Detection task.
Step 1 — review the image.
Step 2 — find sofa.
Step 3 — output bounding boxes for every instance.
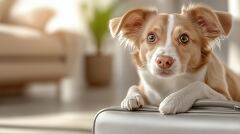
[0,0,81,87]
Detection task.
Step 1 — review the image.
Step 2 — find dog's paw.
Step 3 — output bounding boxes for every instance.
[121,94,144,110]
[159,93,193,114]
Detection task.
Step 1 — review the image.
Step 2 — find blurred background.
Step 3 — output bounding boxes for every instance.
[0,0,239,133]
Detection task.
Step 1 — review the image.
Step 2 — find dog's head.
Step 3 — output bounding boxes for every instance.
[109,4,232,77]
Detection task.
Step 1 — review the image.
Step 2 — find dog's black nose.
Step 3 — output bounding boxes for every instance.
[155,56,174,69]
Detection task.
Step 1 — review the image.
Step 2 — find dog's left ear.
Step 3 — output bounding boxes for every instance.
[182,5,232,39]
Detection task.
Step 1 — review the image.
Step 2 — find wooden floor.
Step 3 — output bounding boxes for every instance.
[0,83,115,134]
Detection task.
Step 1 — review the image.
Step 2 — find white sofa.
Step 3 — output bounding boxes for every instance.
[0,0,81,86]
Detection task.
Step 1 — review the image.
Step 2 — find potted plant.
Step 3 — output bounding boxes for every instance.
[81,0,118,86]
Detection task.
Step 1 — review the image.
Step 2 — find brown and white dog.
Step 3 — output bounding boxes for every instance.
[109,4,240,114]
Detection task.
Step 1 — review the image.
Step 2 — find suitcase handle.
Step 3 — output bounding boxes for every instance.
[140,99,240,111]
[133,99,240,112]
[193,99,240,111]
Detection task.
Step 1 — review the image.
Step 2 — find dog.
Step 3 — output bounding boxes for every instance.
[109,4,240,114]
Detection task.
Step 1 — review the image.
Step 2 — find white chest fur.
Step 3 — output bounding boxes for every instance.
[138,66,207,106]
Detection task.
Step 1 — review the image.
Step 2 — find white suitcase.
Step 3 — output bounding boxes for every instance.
[93,100,240,134]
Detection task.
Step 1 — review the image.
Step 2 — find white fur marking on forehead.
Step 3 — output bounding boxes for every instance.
[147,14,181,75]
[166,14,174,47]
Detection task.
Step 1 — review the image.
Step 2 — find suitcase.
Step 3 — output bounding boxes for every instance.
[93,100,240,134]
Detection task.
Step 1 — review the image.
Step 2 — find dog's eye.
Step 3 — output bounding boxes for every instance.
[147,32,157,43]
[179,33,189,44]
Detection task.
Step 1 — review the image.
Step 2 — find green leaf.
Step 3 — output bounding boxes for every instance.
[86,0,118,51]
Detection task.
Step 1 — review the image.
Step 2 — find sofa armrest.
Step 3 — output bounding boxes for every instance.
[49,30,82,77]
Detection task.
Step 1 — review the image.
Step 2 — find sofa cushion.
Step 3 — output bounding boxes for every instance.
[0,24,65,57]
[6,0,55,31]
[7,7,54,31]
[0,0,16,22]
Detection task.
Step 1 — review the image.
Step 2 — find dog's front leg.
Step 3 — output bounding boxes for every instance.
[121,85,145,110]
[159,81,227,114]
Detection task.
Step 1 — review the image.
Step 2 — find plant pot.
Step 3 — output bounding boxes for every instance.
[85,54,112,87]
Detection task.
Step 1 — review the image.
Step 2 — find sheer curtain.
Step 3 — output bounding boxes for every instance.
[228,0,240,74]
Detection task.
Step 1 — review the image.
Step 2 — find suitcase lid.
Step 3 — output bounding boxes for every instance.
[93,100,240,134]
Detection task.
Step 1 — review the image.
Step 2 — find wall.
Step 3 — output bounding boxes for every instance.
[228,0,240,74]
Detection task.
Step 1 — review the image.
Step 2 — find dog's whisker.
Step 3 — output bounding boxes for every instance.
[120,38,127,47]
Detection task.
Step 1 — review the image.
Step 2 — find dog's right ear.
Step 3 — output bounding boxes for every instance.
[109,8,157,42]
